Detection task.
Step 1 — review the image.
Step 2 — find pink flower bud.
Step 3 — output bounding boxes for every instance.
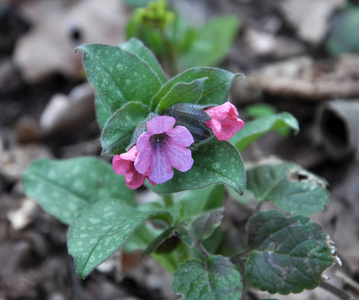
[205,102,244,141]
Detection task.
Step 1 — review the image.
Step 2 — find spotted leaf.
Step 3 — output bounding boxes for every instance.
[68,198,170,278]
[23,157,135,224]
[246,210,335,295]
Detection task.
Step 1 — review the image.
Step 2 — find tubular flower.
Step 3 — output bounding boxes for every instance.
[134,116,194,184]
[204,102,245,141]
[112,146,155,189]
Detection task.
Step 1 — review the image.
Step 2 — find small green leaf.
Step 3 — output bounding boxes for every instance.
[246,162,329,215]
[180,16,240,69]
[156,78,207,112]
[77,44,162,113]
[95,93,111,131]
[245,103,277,119]
[151,67,238,110]
[68,198,169,278]
[172,255,242,300]
[231,113,299,152]
[151,138,246,195]
[178,208,224,247]
[119,38,167,84]
[101,102,149,154]
[191,208,224,242]
[246,210,334,295]
[23,157,135,224]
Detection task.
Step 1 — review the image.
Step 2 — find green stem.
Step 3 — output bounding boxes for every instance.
[162,194,174,207]
[230,249,251,265]
[238,258,248,300]
[160,28,178,76]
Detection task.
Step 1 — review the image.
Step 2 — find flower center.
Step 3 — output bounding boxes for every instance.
[151,133,167,145]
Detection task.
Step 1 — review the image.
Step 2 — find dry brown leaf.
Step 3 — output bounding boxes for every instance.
[276,0,346,44]
[248,55,359,100]
[13,0,129,83]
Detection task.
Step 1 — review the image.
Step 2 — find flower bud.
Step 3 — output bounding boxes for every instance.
[162,103,212,143]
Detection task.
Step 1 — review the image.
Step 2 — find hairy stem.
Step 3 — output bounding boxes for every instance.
[319,282,353,300]
[185,227,210,259]
[230,249,251,265]
[238,258,247,300]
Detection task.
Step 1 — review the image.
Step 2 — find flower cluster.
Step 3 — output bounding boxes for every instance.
[113,102,244,189]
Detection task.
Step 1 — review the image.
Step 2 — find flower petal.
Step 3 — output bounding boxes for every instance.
[166,126,194,147]
[206,102,233,120]
[148,143,174,184]
[119,145,138,162]
[124,165,146,189]
[146,116,176,134]
[205,118,223,139]
[112,155,131,175]
[134,148,152,174]
[165,141,194,172]
[136,132,151,152]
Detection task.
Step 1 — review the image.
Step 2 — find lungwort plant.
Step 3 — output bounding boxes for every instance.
[23,38,342,299]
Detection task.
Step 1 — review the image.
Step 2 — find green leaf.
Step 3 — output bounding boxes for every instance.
[68,198,169,278]
[76,44,162,114]
[179,185,224,219]
[95,93,111,131]
[246,162,329,215]
[179,208,224,247]
[151,67,239,110]
[172,255,242,300]
[180,16,240,70]
[101,102,149,154]
[190,208,224,242]
[119,38,167,84]
[245,103,277,119]
[155,78,207,113]
[150,138,246,195]
[230,113,299,152]
[22,157,135,224]
[246,210,335,295]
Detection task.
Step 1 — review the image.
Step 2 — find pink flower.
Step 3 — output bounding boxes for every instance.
[204,102,245,141]
[112,146,155,189]
[134,116,194,184]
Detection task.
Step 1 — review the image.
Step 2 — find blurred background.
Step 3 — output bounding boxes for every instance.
[1,0,359,299]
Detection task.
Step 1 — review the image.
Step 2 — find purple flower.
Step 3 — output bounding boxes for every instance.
[134,116,194,184]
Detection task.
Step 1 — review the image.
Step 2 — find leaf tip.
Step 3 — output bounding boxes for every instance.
[235,72,246,79]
